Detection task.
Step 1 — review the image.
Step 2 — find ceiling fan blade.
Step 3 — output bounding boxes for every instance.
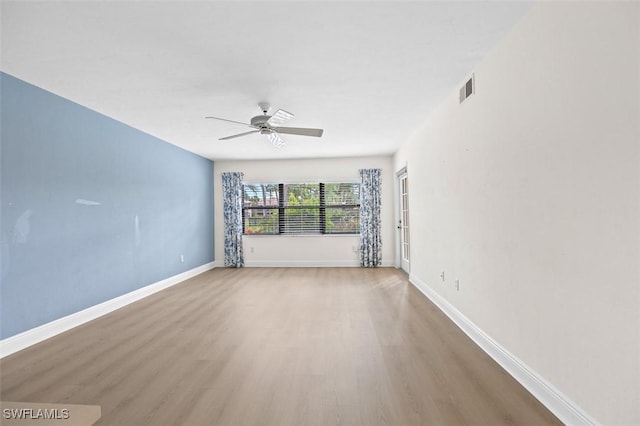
[205,116,253,127]
[266,109,294,127]
[273,127,324,137]
[266,132,285,148]
[219,130,260,140]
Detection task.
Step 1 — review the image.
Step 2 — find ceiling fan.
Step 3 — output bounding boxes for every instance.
[205,102,324,148]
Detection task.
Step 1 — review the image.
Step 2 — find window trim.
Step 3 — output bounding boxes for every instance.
[242,182,360,235]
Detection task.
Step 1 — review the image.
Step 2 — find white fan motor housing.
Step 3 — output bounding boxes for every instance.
[251,115,271,127]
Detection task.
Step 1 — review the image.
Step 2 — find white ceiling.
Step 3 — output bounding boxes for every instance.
[1,1,532,161]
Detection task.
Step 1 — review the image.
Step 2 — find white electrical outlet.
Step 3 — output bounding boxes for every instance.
[250,247,254,253]
[455,279,460,291]
[180,255,184,263]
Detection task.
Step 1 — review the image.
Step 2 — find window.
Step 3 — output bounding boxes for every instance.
[243,184,279,234]
[243,182,360,235]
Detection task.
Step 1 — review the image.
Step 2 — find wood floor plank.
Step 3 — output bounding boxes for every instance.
[1,267,561,425]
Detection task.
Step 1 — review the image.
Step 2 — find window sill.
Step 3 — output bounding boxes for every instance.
[243,234,360,238]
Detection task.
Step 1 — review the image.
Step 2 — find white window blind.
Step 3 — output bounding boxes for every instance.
[242,182,360,235]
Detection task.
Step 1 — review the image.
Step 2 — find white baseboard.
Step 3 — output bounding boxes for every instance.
[0,262,216,358]
[409,273,600,426]
[244,259,395,268]
[246,260,358,267]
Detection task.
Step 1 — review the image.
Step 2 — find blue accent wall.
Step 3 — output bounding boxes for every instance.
[0,72,214,339]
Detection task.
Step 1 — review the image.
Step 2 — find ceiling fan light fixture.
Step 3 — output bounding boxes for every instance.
[207,103,322,148]
[267,132,285,148]
[267,109,294,127]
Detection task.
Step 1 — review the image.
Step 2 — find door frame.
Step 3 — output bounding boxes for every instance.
[396,166,410,273]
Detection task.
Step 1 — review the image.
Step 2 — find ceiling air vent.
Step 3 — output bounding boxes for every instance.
[459,74,474,103]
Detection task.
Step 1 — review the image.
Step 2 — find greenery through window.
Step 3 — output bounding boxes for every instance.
[243,182,360,235]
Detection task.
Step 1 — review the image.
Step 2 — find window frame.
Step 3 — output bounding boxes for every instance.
[242,182,360,235]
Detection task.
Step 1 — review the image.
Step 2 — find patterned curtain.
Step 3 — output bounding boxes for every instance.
[359,169,382,267]
[222,172,244,267]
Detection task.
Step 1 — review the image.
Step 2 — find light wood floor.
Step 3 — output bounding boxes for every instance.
[1,267,561,425]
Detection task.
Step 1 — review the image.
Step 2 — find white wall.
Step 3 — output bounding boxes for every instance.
[394,2,639,425]
[214,156,395,267]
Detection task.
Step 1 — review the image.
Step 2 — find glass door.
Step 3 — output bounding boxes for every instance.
[398,171,410,272]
